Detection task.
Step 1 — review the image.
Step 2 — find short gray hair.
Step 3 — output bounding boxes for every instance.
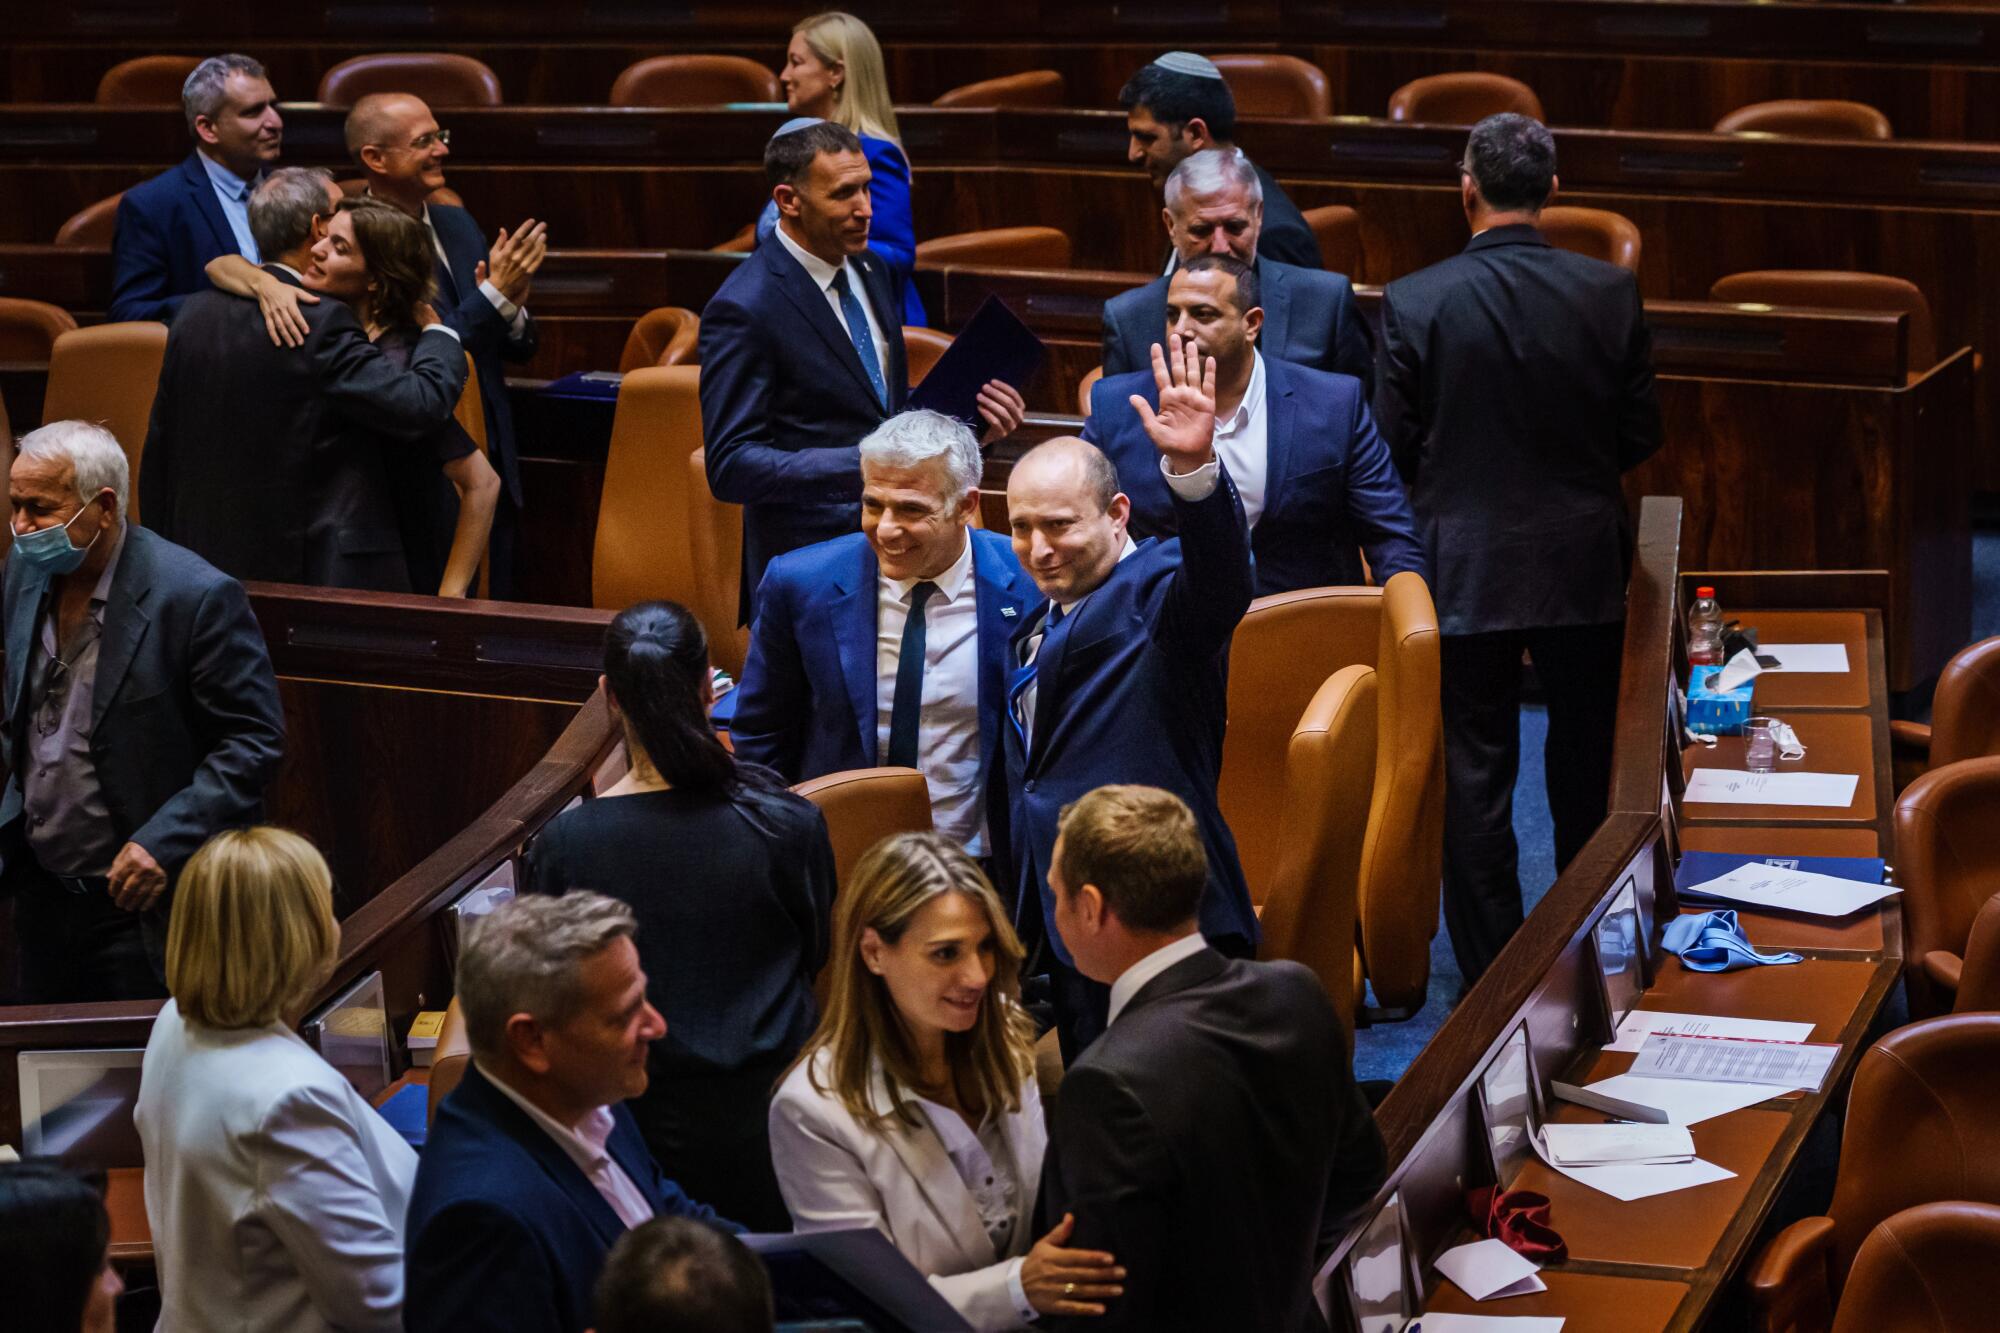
[1462,113,1556,213]
[182,54,269,136]
[456,891,638,1062]
[16,420,130,514]
[249,167,335,259]
[1164,147,1264,213]
[858,409,983,500]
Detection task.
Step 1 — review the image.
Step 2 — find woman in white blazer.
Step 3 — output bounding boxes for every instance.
[135,828,417,1333]
[770,832,1123,1330]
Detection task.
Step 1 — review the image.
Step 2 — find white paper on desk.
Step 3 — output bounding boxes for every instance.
[1548,1154,1737,1202]
[1583,1073,1787,1126]
[1433,1239,1547,1301]
[1608,1009,1817,1053]
[1629,1034,1838,1092]
[1762,643,1850,674]
[1540,1123,1696,1166]
[1715,648,1765,691]
[1413,1313,1566,1332]
[1681,863,1899,917]
[1683,769,1858,808]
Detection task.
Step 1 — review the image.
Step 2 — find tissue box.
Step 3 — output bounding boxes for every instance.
[1687,665,1754,736]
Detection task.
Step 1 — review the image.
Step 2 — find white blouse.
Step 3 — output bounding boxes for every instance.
[915,1095,1021,1258]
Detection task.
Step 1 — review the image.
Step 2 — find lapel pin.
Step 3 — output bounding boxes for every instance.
[1001,606,1018,619]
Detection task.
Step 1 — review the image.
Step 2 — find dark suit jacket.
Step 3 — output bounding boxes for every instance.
[1158,162,1321,274]
[1038,948,1387,1333]
[108,152,247,324]
[1102,255,1374,393]
[0,526,284,926]
[698,240,909,620]
[997,474,1257,963]
[1375,224,1664,636]
[1083,357,1426,596]
[731,529,1040,784]
[405,1063,735,1333]
[427,202,538,504]
[139,272,468,591]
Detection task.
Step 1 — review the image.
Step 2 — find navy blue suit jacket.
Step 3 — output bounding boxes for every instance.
[731,529,1040,786]
[699,240,909,621]
[109,152,246,324]
[1083,358,1427,596]
[427,202,537,504]
[998,473,1258,964]
[1102,255,1374,394]
[404,1063,735,1333]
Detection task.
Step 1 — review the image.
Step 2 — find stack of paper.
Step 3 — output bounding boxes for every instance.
[1629,1033,1838,1093]
[1434,1239,1545,1301]
[1608,1010,1816,1053]
[1581,1073,1788,1126]
[1680,862,1899,917]
[1529,1120,1737,1201]
[1540,1123,1696,1167]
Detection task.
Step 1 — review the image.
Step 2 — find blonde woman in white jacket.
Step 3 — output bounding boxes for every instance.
[769,832,1123,1330]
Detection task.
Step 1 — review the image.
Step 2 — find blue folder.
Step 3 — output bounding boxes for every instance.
[1676,850,1886,899]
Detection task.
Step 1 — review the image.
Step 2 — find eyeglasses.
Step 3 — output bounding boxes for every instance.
[398,128,451,152]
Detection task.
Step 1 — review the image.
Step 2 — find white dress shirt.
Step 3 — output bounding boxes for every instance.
[1204,351,1267,526]
[1106,931,1210,1027]
[477,1062,655,1230]
[420,203,531,336]
[876,536,985,851]
[775,220,892,387]
[1015,536,1138,746]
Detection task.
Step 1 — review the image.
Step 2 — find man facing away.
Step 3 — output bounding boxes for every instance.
[1374,113,1663,984]
[1038,785,1386,1332]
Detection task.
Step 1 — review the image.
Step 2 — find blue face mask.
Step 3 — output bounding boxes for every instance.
[12,503,99,579]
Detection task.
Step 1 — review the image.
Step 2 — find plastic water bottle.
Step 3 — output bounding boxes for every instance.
[1688,586,1724,666]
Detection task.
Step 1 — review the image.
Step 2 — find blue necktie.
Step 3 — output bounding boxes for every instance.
[832,267,888,410]
[886,581,938,769]
[1663,910,1803,972]
[1009,604,1063,747]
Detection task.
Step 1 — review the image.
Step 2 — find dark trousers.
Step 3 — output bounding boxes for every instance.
[8,853,168,1004]
[629,1056,794,1232]
[1439,621,1625,984]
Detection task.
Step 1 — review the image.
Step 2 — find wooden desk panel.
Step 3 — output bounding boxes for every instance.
[104,1165,149,1264]
[1425,1271,1690,1332]
[1672,826,1886,953]
[1642,957,1879,1040]
[1682,712,1880,824]
[1728,611,1871,710]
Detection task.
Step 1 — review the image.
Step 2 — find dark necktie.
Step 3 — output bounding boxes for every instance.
[886,581,939,768]
[1007,602,1064,746]
[831,267,889,409]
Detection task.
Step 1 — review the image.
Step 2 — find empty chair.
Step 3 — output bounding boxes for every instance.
[914,226,1071,269]
[1388,72,1544,125]
[317,53,503,108]
[55,193,122,246]
[42,322,169,520]
[1942,891,2000,1013]
[1746,1015,2000,1332]
[426,997,472,1125]
[711,223,758,254]
[1538,205,1642,273]
[0,297,79,360]
[1303,204,1363,278]
[1211,54,1332,119]
[1894,756,2000,1015]
[610,55,782,107]
[1710,270,1936,378]
[1832,1203,2000,1333]
[96,55,201,105]
[1075,365,1103,416]
[1716,99,1892,141]
[686,447,748,677]
[1259,665,1378,1042]
[617,306,702,372]
[902,326,953,385]
[932,69,1065,109]
[791,768,934,887]
[1891,638,2000,789]
[593,365,704,622]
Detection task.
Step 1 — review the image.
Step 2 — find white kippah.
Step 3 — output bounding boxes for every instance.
[1153,51,1223,80]
[772,116,826,140]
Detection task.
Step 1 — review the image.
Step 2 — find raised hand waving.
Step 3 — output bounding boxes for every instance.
[1129,332,1217,475]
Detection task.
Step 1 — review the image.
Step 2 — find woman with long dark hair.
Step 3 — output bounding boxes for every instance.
[523,600,837,1230]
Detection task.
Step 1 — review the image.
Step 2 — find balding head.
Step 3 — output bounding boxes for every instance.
[346,93,447,212]
[1006,438,1130,605]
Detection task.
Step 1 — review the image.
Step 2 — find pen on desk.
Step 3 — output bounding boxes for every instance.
[1551,1079,1670,1124]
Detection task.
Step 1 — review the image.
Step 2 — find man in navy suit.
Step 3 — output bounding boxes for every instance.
[109,54,284,323]
[701,118,1024,622]
[1086,254,1424,597]
[999,335,1256,1059]
[1102,149,1371,390]
[406,892,736,1333]
[347,92,545,596]
[731,410,1039,853]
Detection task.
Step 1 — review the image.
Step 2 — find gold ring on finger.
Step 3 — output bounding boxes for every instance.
[1064,1283,1076,1297]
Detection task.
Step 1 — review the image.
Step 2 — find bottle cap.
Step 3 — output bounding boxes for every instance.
[1695,586,1715,599]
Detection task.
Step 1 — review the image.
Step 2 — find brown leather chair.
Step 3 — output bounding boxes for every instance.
[1746,1014,2000,1332]
[1942,890,2000,1013]
[610,55,782,107]
[915,227,1071,270]
[1538,205,1641,273]
[1075,365,1104,417]
[1716,100,1892,141]
[686,447,749,677]
[56,193,122,247]
[1894,756,2000,1015]
[1259,665,1378,1043]
[42,322,169,522]
[593,365,707,623]
[617,307,702,373]
[317,53,503,108]
[904,327,953,386]
[1710,270,1937,379]
[932,70,1065,109]
[426,997,472,1125]
[1891,638,2000,788]
[793,767,934,887]
[1832,1202,2000,1333]
[0,298,79,360]
[1388,73,1545,125]
[96,55,201,105]
[711,223,758,254]
[1212,54,1332,120]
[1304,205,1363,278]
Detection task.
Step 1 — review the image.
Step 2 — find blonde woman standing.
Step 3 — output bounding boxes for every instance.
[769,833,1123,1330]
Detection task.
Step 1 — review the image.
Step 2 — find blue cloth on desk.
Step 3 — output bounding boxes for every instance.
[1664,909,1802,972]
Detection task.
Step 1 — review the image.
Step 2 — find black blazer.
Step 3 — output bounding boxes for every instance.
[698,240,908,621]
[1038,948,1387,1333]
[428,202,538,505]
[1157,161,1321,274]
[1103,255,1374,393]
[139,272,469,592]
[1375,225,1664,636]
